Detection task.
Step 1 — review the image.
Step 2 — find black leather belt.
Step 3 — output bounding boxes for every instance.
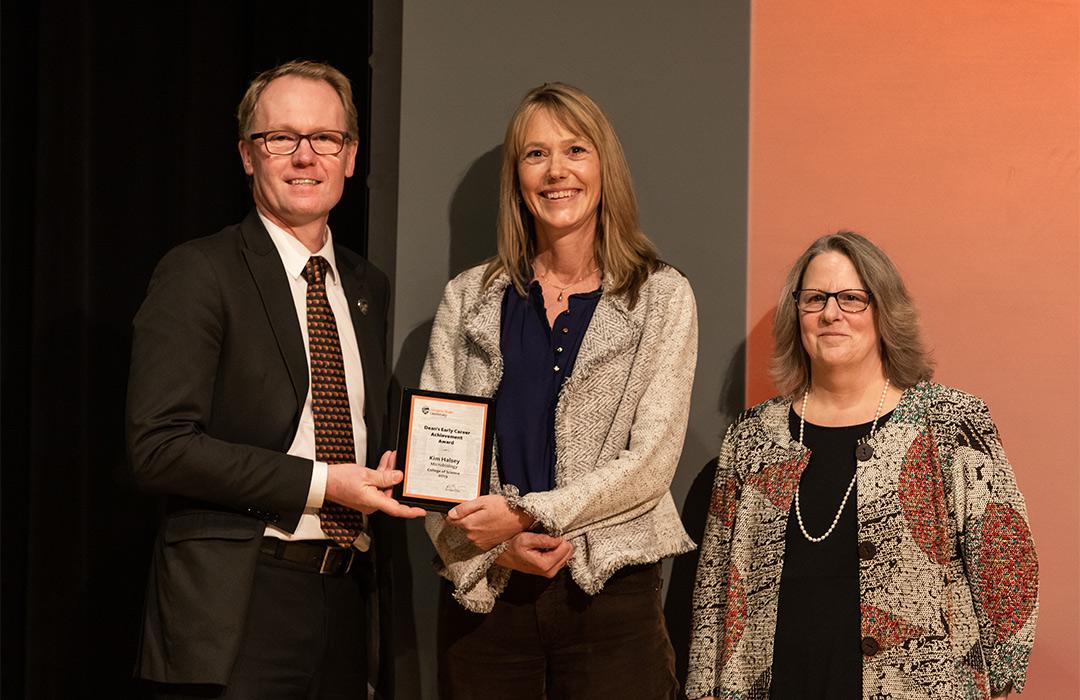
[259,537,359,576]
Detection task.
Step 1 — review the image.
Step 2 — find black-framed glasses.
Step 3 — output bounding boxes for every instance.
[793,288,873,313]
[248,130,352,155]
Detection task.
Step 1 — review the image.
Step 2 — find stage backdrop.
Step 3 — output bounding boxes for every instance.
[744,2,1079,698]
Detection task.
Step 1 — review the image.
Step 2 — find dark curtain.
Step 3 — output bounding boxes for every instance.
[1,2,373,697]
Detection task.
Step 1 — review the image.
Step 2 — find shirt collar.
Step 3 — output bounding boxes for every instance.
[258,212,341,287]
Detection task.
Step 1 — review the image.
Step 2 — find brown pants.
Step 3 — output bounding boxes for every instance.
[438,563,679,700]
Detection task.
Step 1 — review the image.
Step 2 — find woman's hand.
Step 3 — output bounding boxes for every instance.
[446,494,535,550]
[495,532,573,577]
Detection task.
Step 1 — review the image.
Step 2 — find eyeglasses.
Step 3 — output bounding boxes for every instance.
[248,130,352,156]
[793,289,873,313]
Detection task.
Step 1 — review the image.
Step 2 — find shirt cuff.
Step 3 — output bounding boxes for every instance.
[307,461,328,508]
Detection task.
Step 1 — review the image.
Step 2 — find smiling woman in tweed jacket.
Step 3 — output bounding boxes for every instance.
[420,83,697,699]
[686,232,1037,700]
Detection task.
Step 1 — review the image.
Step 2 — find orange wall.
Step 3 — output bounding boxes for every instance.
[746,2,1079,696]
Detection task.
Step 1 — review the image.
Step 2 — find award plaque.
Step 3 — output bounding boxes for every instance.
[393,388,494,511]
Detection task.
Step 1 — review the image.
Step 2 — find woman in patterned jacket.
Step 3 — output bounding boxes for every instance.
[421,83,697,698]
[686,232,1037,700]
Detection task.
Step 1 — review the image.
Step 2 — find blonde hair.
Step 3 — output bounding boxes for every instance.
[236,59,359,139]
[770,231,934,398]
[482,82,660,307]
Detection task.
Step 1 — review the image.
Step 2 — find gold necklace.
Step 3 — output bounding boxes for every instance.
[538,265,599,302]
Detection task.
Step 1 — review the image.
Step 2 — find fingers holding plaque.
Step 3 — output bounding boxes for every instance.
[394,388,494,511]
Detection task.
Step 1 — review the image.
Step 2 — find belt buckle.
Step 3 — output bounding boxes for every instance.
[319,545,354,575]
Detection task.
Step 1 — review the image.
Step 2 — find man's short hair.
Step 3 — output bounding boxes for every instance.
[236,59,359,139]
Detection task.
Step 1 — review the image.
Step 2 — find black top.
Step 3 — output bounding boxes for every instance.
[493,281,601,496]
[769,408,893,700]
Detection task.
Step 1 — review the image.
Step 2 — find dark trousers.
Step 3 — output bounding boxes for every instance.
[149,544,371,700]
[438,563,679,700]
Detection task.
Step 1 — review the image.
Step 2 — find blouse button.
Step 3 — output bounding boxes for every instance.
[861,636,880,656]
[858,541,877,560]
[556,346,564,353]
[553,365,560,372]
[561,327,569,334]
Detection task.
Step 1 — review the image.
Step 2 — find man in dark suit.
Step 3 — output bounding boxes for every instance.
[127,60,424,699]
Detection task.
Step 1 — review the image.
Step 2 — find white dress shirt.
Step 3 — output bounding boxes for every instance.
[259,213,368,541]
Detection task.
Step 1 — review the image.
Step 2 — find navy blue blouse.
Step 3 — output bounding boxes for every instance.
[494,281,601,496]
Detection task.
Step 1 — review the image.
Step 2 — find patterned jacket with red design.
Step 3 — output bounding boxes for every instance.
[686,382,1038,700]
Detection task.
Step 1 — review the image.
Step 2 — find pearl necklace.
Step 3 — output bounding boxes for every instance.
[538,265,599,302]
[794,377,890,543]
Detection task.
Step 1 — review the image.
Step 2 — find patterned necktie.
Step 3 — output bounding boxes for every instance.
[304,256,365,547]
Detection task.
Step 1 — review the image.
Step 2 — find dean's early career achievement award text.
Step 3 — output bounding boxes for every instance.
[394,388,494,511]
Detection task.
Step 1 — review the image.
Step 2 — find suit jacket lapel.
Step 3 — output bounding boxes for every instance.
[239,211,308,413]
[338,256,386,465]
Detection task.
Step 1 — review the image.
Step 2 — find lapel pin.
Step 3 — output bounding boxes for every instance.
[356,298,369,315]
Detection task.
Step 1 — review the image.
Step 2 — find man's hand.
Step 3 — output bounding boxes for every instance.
[324,451,426,519]
[494,532,573,578]
[446,494,535,550]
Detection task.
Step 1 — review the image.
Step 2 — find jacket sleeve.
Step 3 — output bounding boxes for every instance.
[515,275,698,538]
[419,274,512,612]
[126,243,312,529]
[939,395,1039,695]
[685,423,742,699]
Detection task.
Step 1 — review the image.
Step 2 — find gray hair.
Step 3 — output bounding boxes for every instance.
[770,231,934,398]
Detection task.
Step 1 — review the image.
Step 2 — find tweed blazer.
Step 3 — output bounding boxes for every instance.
[686,382,1038,700]
[420,263,698,612]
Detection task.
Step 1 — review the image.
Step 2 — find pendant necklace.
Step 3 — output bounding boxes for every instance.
[794,377,890,543]
[539,265,599,302]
